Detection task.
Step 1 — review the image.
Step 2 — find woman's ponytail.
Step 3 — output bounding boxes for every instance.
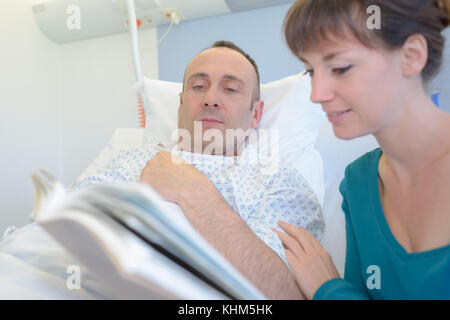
[437,0,450,29]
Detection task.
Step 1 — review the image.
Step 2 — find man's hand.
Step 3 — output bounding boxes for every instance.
[139,151,216,204]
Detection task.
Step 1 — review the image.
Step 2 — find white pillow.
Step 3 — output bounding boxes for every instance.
[141,73,325,149]
[314,120,379,276]
[74,128,146,186]
[138,73,326,202]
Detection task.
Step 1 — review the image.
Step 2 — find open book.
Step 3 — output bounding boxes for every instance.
[31,169,266,300]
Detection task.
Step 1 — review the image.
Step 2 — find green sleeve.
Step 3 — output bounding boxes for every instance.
[313,174,371,300]
[313,278,369,300]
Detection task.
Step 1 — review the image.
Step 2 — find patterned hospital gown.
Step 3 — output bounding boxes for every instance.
[71,144,325,265]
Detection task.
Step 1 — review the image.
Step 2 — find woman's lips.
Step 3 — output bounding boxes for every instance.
[326,109,352,124]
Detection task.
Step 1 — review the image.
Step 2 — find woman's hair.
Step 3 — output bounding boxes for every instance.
[284,0,450,82]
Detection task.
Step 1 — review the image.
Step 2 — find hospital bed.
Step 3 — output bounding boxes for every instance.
[0,0,381,298]
[0,72,378,298]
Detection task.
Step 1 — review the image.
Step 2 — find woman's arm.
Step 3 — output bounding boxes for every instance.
[274,179,371,300]
[312,197,371,299]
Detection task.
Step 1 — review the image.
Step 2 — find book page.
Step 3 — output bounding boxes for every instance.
[40,208,227,299]
[34,172,266,300]
[85,184,266,299]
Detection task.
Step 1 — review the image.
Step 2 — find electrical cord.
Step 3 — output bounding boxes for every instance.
[118,2,175,51]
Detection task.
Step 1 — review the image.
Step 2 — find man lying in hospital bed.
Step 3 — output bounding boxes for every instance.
[0,41,326,299]
[71,41,324,299]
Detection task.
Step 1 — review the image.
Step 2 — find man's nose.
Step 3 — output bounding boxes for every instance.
[310,71,335,104]
[203,88,220,108]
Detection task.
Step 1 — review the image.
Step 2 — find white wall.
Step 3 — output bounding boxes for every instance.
[60,28,159,186]
[0,0,158,233]
[0,0,62,232]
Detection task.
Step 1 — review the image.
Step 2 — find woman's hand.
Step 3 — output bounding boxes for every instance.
[273,220,341,300]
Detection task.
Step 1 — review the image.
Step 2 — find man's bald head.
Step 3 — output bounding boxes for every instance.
[183,40,261,103]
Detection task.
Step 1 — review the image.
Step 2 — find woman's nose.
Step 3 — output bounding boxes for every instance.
[310,72,335,104]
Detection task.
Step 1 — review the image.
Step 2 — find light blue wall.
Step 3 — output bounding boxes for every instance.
[429,28,450,113]
[156,3,301,84]
[157,7,449,112]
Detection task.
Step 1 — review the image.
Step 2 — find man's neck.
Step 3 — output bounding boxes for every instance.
[176,141,249,157]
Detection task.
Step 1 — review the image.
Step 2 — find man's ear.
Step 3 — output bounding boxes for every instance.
[251,100,264,129]
[178,92,183,114]
[400,33,428,78]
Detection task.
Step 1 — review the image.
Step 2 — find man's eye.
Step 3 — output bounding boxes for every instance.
[193,85,204,90]
[333,65,352,75]
[226,88,237,92]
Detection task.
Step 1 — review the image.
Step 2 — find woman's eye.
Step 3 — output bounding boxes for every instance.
[226,88,237,92]
[333,65,352,75]
[304,69,314,77]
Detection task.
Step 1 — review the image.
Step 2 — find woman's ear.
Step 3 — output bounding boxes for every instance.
[400,33,428,78]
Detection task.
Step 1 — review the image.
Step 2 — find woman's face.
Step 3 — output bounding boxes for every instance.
[300,36,405,140]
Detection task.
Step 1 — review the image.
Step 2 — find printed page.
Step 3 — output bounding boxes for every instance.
[39,207,227,299]
[33,171,265,300]
[87,183,266,299]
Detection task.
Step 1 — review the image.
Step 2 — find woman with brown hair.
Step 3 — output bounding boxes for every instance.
[274,0,450,299]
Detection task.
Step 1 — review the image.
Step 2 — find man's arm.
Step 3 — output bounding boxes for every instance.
[140,151,304,299]
[179,185,305,300]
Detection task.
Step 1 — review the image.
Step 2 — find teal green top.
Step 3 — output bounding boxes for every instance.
[314,148,450,300]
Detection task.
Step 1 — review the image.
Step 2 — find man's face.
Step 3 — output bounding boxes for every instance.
[177,47,263,155]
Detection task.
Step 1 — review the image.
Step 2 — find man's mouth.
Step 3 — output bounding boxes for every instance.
[200,117,223,125]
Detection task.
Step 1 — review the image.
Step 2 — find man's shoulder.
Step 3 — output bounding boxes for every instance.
[273,165,312,186]
[245,160,311,189]
[113,144,160,161]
